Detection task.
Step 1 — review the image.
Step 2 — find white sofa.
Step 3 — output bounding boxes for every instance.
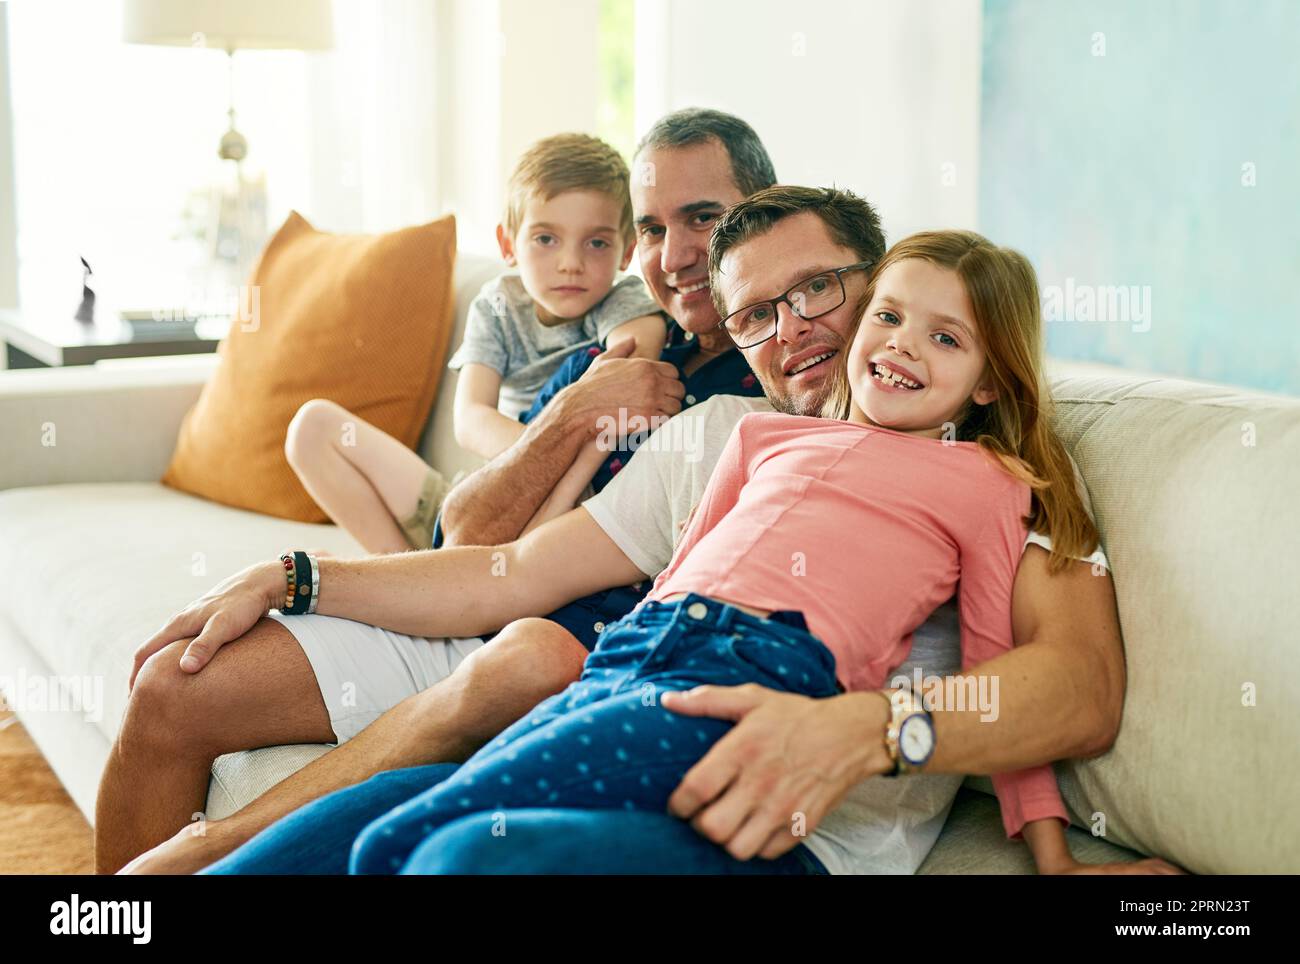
[1,251,1297,873]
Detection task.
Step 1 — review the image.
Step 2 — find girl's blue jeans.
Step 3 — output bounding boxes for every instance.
[203,593,837,875]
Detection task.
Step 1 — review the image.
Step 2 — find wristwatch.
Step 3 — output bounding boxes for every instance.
[880,688,935,776]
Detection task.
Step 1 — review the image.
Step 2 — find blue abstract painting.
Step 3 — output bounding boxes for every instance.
[979,0,1300,395]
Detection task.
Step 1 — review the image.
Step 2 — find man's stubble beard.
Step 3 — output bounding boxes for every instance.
[762,336,847,418]
[768,384,832,418]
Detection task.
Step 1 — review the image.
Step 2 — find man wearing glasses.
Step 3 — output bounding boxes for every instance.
[122,171,1123,874]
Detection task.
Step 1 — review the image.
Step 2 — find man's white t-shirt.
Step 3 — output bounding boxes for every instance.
[581,394,1109,874]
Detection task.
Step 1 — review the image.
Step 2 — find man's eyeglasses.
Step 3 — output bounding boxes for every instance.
[717,261,875,349]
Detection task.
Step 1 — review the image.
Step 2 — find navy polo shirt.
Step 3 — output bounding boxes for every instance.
[433,321,764,649]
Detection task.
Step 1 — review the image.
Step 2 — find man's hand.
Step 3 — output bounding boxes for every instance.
[557,339,684,440]
[662,685,891,860]
[438,341,682,548]
[128,561,283,690]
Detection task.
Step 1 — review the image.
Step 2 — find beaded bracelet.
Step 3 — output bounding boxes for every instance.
[278,551,317,615]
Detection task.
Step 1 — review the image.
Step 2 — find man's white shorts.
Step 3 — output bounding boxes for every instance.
[266,611,486,743]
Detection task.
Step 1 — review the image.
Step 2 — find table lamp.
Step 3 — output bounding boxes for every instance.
[123,0,333,164]
[122,0,333,299]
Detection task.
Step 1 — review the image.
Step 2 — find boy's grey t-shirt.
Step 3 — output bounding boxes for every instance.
[447,272,662,420]
[581,393,1109,874]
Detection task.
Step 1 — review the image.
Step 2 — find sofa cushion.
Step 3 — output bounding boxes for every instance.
[207,744,333,822]
[162,211,459,523]
[1043,374,1300,873]
[413,253,500,485]
[918,788,1141,873]
[0,483,363,745]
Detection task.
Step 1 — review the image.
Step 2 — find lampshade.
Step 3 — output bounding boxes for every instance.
[122,0,334,51]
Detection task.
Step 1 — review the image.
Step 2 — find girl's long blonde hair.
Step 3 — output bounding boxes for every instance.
[822,230,1099,574]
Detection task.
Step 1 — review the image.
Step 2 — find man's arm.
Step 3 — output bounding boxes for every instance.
[661,545,1126,860]
[438,340,684,547]
[926,545,1126,769]
[310,506,647,638]
[132,507,648,680]
[440,381,592,546]
[520,440,608,537]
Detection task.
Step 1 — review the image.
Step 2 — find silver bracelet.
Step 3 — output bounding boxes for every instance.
[307,552,321,614]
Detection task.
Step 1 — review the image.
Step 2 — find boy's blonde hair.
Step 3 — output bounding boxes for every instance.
[822,230,1101,574]
[503,133,634,244]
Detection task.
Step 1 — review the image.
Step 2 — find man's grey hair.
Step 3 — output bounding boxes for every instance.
[634,108,777,197]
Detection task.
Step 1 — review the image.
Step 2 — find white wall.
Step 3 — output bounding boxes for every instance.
[634,0,982,242]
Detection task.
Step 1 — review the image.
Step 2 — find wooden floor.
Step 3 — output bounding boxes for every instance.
[0,710,94,874]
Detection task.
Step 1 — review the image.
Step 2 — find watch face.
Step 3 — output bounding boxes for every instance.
[899,715,934,765]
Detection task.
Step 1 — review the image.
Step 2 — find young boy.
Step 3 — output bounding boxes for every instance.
[284,133,664,554]
[449,132,666,460]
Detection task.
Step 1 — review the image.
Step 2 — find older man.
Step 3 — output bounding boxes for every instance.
[132,181,1127,875]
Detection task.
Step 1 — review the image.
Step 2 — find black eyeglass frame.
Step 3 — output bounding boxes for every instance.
[715,260,876,349]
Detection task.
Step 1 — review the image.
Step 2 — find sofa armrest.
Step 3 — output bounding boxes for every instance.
[0,355,214,491]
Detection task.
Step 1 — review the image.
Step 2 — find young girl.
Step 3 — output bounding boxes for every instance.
[345,231,1114,875]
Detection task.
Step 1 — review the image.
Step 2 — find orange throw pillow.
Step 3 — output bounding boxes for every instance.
[162,211,458,522]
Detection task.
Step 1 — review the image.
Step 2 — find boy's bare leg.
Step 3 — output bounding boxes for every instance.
[95,618,335,874]
[121,619,590,875]
[284,398,433,554]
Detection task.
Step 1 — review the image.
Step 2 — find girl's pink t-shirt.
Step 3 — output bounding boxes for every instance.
[646,411,1068,839]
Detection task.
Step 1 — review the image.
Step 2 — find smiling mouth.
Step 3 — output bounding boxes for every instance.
[672,280,709,296]
[785,350,838,377]
[871,362,924,390]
